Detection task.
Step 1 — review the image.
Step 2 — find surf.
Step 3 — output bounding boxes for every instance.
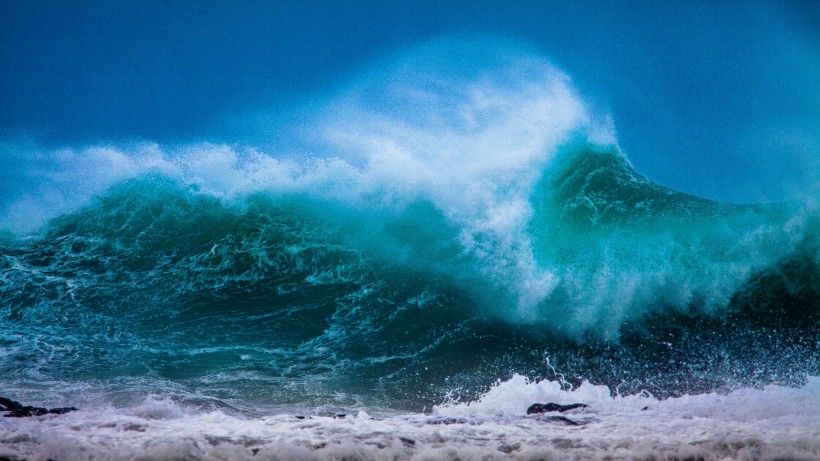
[0,36,816,420]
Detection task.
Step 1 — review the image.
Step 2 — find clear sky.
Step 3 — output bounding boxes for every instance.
[1,0,818,203]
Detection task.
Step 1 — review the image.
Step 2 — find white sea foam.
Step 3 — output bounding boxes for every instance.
[0,41,609,321]
[0,38,811,338]
[1,378,817,461]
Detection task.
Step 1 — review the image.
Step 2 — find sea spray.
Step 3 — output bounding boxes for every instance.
[0,38,816,439]
[1,140,816,413]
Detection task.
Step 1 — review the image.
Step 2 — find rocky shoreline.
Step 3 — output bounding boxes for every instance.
[0,397,76,418]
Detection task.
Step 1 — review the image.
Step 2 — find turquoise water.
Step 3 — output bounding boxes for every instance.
[1,141,816,416]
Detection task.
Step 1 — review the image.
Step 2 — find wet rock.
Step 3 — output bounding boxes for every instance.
[526,402,587,415]
[498,442,521,453]
[536,415,584,426]
[426,416,470,425]
[399,436,415,447]
[0,396,77,418]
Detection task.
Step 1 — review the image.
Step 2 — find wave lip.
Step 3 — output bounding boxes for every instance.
[527,143,818,337]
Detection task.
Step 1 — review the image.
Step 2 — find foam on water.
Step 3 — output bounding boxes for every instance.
[0,37,817,459]
[437,373,820,423]
[1,378,818,461]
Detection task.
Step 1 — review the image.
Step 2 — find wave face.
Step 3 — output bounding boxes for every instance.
[0,40,817,415]
[1,142,817,414]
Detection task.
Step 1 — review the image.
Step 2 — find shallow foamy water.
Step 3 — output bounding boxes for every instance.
[2,377,818,461]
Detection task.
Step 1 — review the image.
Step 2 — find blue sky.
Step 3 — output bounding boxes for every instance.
[1,1,818,202]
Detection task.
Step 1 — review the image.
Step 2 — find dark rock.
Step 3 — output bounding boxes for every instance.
[399,437,415,447]
[537,415,584,426]
[426,416,469,425]
[497,442,521,453]
[0,396,77,418]
[123,423,146,432]
[46,407,77,415]
[526,402,587,415]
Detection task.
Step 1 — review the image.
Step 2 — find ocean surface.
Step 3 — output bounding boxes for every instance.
[1,49,818,460]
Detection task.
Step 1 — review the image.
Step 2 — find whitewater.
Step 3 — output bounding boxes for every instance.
[1,40,817,460]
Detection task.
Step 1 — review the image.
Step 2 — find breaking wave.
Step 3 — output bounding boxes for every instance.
[0,38,817,416]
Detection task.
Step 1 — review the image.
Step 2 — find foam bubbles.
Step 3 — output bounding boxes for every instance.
[434,374,611,417]
[131,395,187,420]
[437,372,820,424]
[1,378,817,460]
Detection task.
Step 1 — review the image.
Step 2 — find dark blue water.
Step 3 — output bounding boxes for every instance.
[1,141,816,415]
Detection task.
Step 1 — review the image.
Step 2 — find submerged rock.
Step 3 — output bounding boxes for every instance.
[0,396,77,418]
[535,415,586,426]
[526,402,587,415]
